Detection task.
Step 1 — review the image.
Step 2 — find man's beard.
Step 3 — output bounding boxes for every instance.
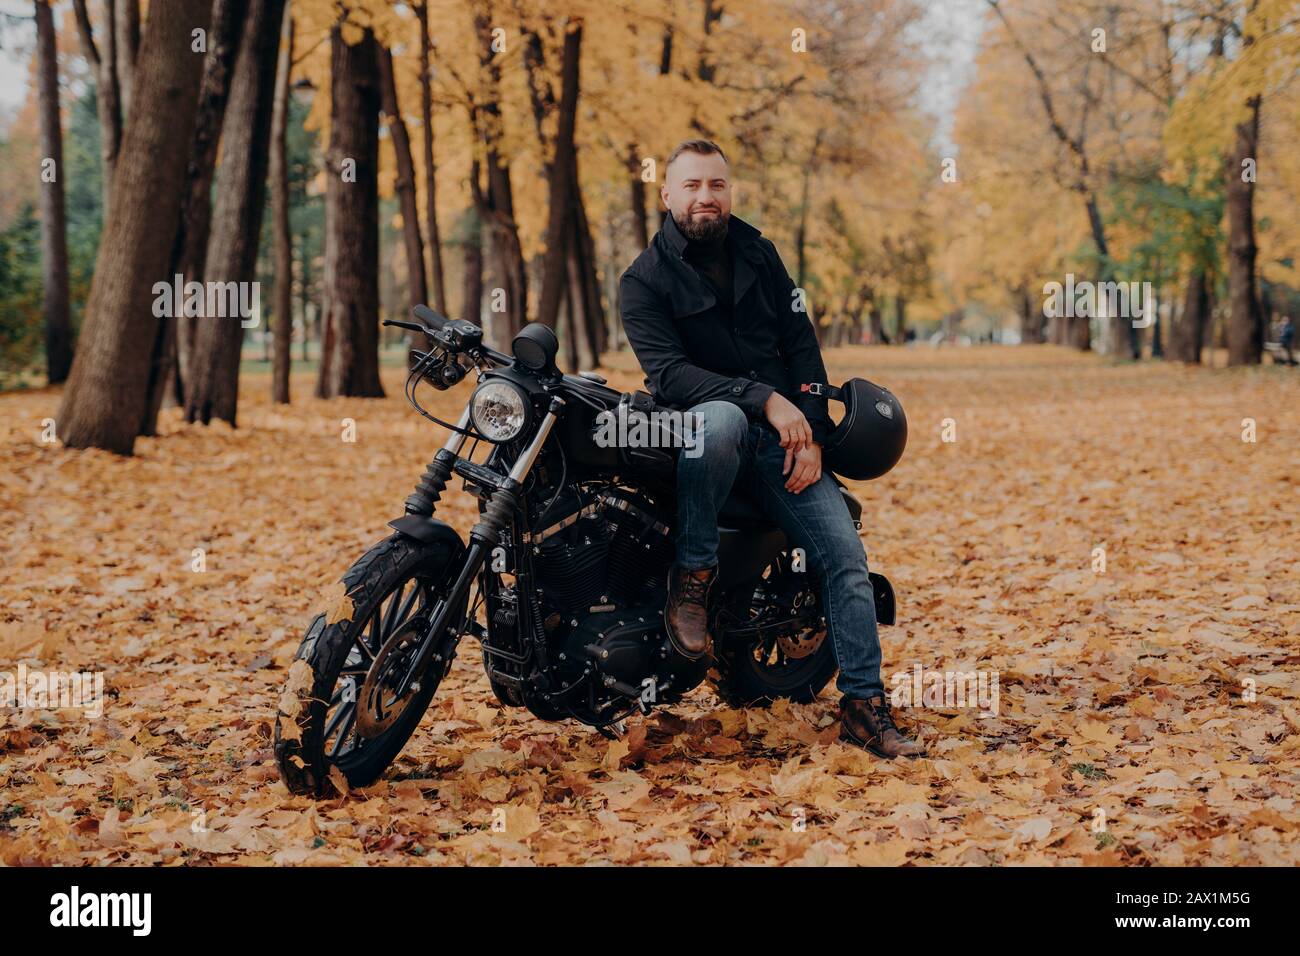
[674,207,729,242]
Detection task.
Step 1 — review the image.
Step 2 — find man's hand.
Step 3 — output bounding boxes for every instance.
[783,442,822,494]
[764,391,813,452]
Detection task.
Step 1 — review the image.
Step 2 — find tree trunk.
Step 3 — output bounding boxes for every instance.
[378,44,427,316]
[99,0,121,217]
[314,233,335,399]
[571,165,607,359]
[655,22,673,233]
[461,201,484,327]
[317,23,384,399]
[115,0,139,115]
[145,0,246,433]
[521,20,600,356]
[299,247,311,363]
[480,180,527,340]
[1151,287,1163,358]
[537,21,583,331]
[415,2,447,315]
[560,278,579,371]
[604,217,623,350]
[1018,284,1044,343]
[270,4,293,404]
[696,0,721,85]
[473,12,527,340]
[1226,95,1263,366]
[71,0,122,218]
[868,304,889,345]
[185,0,288,425]
[894,295,906,344]
[795,132,823,289]
[565,242,595,371]
[56,0,210,455]
[848,289,868,345]
[1175,269,1208,364]
[35,0,73,384]
[627,143,648,251]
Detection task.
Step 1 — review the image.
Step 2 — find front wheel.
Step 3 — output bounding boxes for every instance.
[274,533,468,796]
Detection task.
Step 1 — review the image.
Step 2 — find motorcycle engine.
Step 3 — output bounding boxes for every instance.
[529,489,705,712]
[532,488,672,613]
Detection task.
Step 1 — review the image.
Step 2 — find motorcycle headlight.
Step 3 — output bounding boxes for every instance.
[470,380,529,441]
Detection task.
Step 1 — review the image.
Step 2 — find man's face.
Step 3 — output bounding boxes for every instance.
[662,150,731,241]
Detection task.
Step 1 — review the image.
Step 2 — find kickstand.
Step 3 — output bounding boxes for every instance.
[596,718,627,740]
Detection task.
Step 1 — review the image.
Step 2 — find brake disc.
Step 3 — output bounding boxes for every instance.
[775,592,826,660]
[356,619,426,739]
[777,623,826,659]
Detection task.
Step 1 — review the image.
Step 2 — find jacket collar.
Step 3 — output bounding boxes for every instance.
[661,210,763,259]
[659,211,762,312]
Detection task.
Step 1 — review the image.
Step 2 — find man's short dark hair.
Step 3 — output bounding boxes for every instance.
[665,139,728,171]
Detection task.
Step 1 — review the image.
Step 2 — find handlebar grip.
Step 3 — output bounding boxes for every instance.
[412,304,449,330]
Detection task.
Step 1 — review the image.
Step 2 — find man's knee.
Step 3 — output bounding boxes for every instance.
[683,400,748,460]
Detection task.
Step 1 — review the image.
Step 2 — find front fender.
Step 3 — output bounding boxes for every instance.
[388,514,465,551]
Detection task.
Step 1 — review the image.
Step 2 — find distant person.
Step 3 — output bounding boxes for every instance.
[1281,316,1295,365]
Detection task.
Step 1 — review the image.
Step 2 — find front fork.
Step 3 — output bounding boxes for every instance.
[393,397,565,698]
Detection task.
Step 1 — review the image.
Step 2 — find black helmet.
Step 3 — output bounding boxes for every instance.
[805,378,907,480]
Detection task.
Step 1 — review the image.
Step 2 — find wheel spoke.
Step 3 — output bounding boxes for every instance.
[323,697,352,738]
[326,705,357,758]
[385,579,421,640]
[380,581,404,636]
[352,633,376,662]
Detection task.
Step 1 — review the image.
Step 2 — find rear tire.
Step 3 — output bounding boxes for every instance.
[274,533,467,796]
[711,641,837,708]
[709,557,837,708]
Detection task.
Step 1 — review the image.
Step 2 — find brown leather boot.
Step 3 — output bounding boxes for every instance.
[664,565,717,660]
[839,695,926,759]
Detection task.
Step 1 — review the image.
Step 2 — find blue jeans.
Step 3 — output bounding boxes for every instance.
[674,400,884,700]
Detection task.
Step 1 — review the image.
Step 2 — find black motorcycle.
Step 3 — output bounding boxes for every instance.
[274,305,896,796]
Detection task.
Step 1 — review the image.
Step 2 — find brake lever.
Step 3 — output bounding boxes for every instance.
[382,318,435,336]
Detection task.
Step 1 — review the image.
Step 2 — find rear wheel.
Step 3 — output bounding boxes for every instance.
[709,555,837,707]
[274,534,469,796]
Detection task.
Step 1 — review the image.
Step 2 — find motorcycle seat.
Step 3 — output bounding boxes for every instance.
[717,477,863,531]
[718,487,775,530]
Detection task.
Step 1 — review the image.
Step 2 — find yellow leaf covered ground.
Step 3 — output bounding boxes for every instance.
[1,345,1297,866]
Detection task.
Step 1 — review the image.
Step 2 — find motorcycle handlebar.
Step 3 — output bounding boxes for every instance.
[387,308,511,381]
[412,304,450,330]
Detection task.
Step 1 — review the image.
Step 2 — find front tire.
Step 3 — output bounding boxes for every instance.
[274,533,467,796]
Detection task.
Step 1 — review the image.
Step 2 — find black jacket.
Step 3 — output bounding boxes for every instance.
[618,212,834,445]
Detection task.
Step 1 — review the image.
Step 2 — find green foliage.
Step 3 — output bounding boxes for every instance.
[0,204,43,385]
[257,95,325,342]
[65,85,104,317]
[0,86,103,385]
[1106,164,1225,290]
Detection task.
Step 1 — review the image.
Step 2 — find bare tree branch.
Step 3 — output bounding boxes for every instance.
[72,0,100,68]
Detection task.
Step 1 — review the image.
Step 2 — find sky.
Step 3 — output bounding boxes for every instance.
[913,0,986,156]
[0,0,985,145]
[0,5,35,134]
